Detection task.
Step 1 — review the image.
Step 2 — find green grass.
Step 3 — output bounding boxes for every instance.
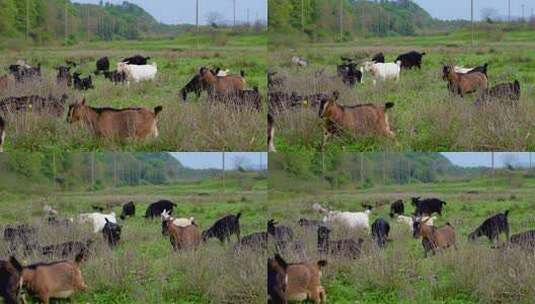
[268,174,535,303]
[0,175,268,303]
[270,30,535,152]
[0,33,267,152]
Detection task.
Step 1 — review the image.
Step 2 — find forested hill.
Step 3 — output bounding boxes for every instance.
[269,0,467,40]
[0,0,180,44]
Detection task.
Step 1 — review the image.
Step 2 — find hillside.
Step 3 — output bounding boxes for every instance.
[0,0,181,45]
[269,0,467,41]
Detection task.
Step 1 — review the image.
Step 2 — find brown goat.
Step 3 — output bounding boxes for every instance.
[198,67,245,97]
[67,98,162,139]
[21,253,87,304]
[413,218,456,257]
[166,219,201,251]
[319,91,395,149]
[286,260,327,303]
[442,65,487,97]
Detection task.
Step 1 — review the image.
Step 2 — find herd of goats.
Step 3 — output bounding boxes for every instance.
[0,199,267,303]
[0,54,263,151]
[268,197,535,303]
[267,50,523,151]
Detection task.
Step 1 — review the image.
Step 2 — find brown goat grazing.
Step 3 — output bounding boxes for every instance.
[286,259,327,303]
[442,65,487,97]
[198,67,245,97]
[166,219,201,251]
[413,218,456,257]
[21,253,87,304]
[319,91,395,148]
[67,98,162,139]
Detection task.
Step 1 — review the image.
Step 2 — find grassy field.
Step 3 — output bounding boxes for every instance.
[0,33,267,152]
[0,174,268,303]
[268,174,535,303]
[269,30,535,152]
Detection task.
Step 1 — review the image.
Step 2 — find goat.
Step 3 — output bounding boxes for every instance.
[122,55,150,65]
[198,67,245,98]
[20,253,87,304]
[413,218,456,257]
[95,56,110,74]
[9,63,41,82]
[268,254,288,304]
[236,231,268,252]
[395,51,426,69]
[322,208,371,231]
[102,218,121,248]
[371,218,390,248]
[312,203,329,214]
[318,91,395,148]
[268,91,305,114]
[268,71,285,89]
[297,218,323,228]
[468,210,510,246]
[317,226,362,258]
[412,197,447,216]
[508,230,535,250]
[442,65,487,97]
[0,256,23,304]
[202,213,241,243]
[363,61,401,85]
[389,200,404,217]
[120,201,135,220]
[165,219,201,251]
[475,80,520,106]
[161,210,195,236]
[337,60,363,87]
[286,259,327,303]
[55,66,72,87]
[78,212,117,233]
[0,94,68,118]
[371,52,385,63]
[67,98,162,139]
[117,62,157,83]
[40,240,92,260]
[72,73,94,91]
[144,200,176,218]
[103,70,127,85]
[291,56,308,67]
[230,87,262,111]
[180,74,205,101]
[268,219,294,250]
[454,63,488,76]
[396,215,436,232]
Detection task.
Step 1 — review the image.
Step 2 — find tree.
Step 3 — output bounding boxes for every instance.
[481,7,499,22]
[206,11,224,27]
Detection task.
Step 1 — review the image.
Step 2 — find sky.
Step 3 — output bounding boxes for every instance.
[171,153,267,170]
[442,152,535,168]
[73,0,267,25]
[413,0,534,21]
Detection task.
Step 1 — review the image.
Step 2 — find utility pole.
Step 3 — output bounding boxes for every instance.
[471,0,474,47]
[508,0,511,22]
[233,0,236,27]
[196,0,199,33]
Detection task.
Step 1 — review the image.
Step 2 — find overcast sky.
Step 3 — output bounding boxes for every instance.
[413,0,534,20]
[171,153,267,170]
[73,0,267,25]
[442,152,535,168]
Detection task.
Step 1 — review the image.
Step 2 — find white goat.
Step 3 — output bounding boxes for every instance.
[117,62,157,83]
[291,56,308,67]
[363,61,401,85]
[161,209,195,227]
[396,215,437,231]
[323,210,371,230]
[312,203,329,214]
[79,212,117,233]
[453,66,474,74]
[43,205,58,216]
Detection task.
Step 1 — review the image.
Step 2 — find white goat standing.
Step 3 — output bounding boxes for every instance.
[79,212,117,233]
[117,62,157,83]
[363,61,401,86]
[323,210,371,231]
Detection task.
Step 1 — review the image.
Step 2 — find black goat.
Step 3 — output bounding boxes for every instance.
[475,80,520,105]
[102,218,121,248]
[468,210,510,245]
[73,73,94,91]
[337,61,362,87]
[40,240,92,259]
[56,66,72,86]
[317,226,362,258]
[180,74,205,101]
[95,56,110,74]
[120,201,135,220]
[103,70,127,85]
[145,200,176,218]
[372,52,385,63]
[235,231,268,252]
[202,213,241,243]
[0,94,67,118]
[395,51,426,69]
[122,55,150,65]
[267,219,294,250]
[389,199,404,218]
[371,218,390,248]
[411,197,447,216]
[508,230,535,250]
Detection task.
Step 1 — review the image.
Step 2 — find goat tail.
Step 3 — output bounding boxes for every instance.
[384,102,395,110]
[317,260,328,268]
[236,212,242,220]
[421,52,426,56]
[504,210,510,217]
[240,70,245,77]
[154,106,163,116]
